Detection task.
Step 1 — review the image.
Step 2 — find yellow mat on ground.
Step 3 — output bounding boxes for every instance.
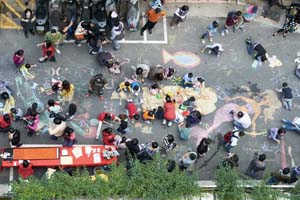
[111,86,217,116]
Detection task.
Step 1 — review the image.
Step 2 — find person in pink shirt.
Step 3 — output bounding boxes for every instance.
[13,49,25,69]
[23,110,40,137]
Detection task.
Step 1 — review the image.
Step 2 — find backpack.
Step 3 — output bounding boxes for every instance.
[223,131,232,143]
[227,11,236,19]
[223,130,238,143]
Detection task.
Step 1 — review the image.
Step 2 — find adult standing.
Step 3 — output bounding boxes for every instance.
[245,153,266,180]
[276,82,293,111]
[170,5,189,29]
[110,20,124,50]
[21,8,36,38]
[140,8,166,36]
[197,138,212,157]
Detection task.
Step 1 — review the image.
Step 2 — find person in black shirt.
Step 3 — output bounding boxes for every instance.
[276,82,293,110]
[8,128,22,147]
[197,138,212,157]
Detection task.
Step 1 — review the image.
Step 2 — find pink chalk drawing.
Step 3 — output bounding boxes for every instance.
[191,103,238,145]
[162,49,200,68]
[280,139,287,168]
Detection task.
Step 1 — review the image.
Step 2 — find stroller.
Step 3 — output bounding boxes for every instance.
[127,0,140,31]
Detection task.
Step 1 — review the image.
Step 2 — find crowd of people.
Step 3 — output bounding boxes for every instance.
[3,0,300,184]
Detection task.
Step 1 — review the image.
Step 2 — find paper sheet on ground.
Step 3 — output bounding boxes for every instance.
[72,147,83,159]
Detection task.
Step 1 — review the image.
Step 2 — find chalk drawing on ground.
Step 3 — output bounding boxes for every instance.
[162,49,200,68]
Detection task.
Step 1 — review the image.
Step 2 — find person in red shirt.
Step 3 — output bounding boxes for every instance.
[221,11,243,36]
[98,112,116,122]
[18,160,34,179]
[163,95,176,127]
[140,8,166,35]
[102,127,116,145]
[0,114,12,132]
[96,112,119,140]
[125,100,140,122]
[37,40,56,63]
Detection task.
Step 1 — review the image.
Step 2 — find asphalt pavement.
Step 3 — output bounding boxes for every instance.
[0,2,300,184]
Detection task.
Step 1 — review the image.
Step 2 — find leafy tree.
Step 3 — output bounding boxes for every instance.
[10,157,200,200]
[215,166,245,200]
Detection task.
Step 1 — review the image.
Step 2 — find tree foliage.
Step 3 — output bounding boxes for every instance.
[10,157,200,200]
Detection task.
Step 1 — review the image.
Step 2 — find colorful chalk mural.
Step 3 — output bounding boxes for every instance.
[162,49,200,68]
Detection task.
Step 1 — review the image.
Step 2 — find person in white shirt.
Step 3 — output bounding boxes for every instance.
[230,110,251,130]
[201,43,224,57]
[181,72,194,88]
[170,5,189,29]
[223,128,245,156]
[111,20,124,50]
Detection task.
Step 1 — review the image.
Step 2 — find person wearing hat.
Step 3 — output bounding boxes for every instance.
[200,43,224,57]
[201,20,220,44]
[140,7,166,36]
[88,73,108,100]
[45,29,64,54]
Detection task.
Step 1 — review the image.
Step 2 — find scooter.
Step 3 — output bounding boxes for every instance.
[36,0,50,33]
[62,0,79,23]
[127,0,139,31]
[80,0,92,21]
[49,0,62,31]
[92,1,108,41]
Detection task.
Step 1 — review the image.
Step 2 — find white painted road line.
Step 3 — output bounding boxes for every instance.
[142,12,147,41]
[119,40,167,44]
[163,16,168,43]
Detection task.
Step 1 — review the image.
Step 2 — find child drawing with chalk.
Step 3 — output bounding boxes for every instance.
[19,63,37,80]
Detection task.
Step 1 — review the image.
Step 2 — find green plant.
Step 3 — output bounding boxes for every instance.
[215,166,245,200]
[126,156,200,200]
[10,157,200,200]
[250,181,283,200]
[10,177,50,200]
[290,181,300,200]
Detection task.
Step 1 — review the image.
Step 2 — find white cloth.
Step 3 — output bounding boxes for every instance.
[234,112,251,129]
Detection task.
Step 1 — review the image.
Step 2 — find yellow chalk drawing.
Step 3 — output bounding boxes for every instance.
[225,88,281,136]
[0,96,15,114]
[141,86,218,115]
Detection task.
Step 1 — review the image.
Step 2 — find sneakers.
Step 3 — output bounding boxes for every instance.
[209,38,212,43]
[148,29,152,34]
[221,31,225,36]
[225,29,229,34]
[201,39,205,44]
[167,121,172,127]
[77,43,82,47]
[162,119,167,125]
[55,48,61,54]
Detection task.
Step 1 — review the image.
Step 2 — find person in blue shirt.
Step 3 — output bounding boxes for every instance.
[201,20,219,44]
[130,81,141,96]
[181,72,194,88]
